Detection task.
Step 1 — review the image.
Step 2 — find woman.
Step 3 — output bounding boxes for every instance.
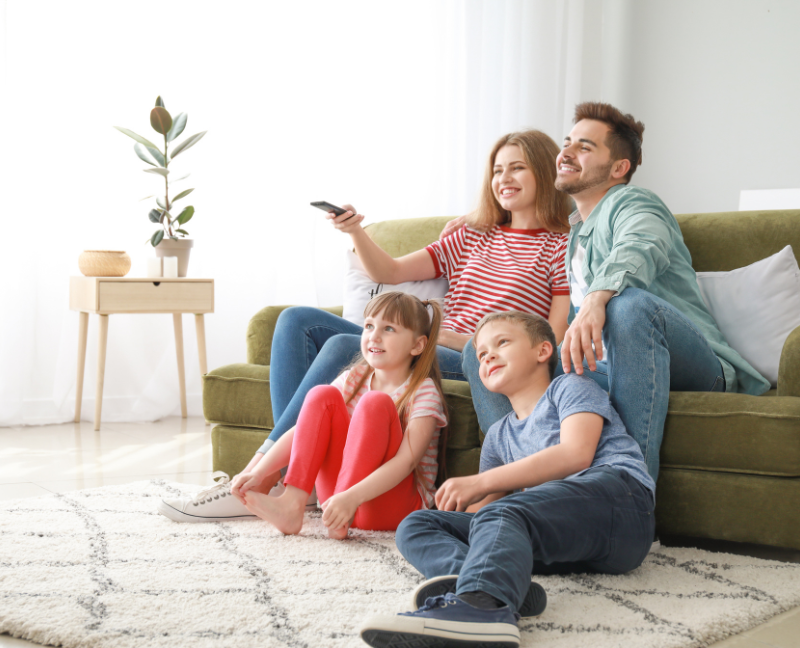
[265,130,571,478]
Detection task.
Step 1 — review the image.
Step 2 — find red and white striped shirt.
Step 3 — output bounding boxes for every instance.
[426,225,569,334]
[332,364,447,508]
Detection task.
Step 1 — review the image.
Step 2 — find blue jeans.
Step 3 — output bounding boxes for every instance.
[396,466,655,613]
[267,306,467,445]
[462,289,726,482]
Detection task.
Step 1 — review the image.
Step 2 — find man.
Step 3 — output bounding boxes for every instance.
[463,102,769,482]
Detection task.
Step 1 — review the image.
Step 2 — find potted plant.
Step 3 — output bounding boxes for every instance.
[115,96,207,277]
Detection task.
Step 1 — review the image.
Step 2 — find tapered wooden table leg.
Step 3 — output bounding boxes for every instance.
[94,314,109,431]
[75,311,89,423]
[194,314,209,425]
[173,313,188,418]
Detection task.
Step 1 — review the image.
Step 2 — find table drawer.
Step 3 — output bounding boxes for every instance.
[98,281,214,313]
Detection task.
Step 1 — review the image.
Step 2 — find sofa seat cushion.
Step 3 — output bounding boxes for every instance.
[203,363,274,430]
[661,391,800,477]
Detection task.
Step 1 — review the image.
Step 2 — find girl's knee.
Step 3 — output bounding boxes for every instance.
[304,384,342,406]
[354,390,395,413]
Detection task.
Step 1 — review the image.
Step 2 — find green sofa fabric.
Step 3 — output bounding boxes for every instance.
[203,209,800,550]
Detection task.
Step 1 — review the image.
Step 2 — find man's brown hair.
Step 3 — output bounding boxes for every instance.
[474,311,558,379]
[574,102,645,182]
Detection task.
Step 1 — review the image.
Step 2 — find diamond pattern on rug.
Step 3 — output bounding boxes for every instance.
[0,480,798,648]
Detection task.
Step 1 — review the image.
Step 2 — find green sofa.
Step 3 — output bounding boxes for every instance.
[203,209,800,550]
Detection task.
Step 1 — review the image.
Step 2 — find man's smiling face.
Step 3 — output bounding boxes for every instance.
[554,119,616,196]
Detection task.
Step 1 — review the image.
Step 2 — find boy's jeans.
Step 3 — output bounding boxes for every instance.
[462,289,726,482]
[267,306,466,444]
[396,466,655,614]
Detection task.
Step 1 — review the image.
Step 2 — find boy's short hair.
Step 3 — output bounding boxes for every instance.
[474,311,558,379]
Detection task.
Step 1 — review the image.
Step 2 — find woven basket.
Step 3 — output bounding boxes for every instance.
[78,250,132,277]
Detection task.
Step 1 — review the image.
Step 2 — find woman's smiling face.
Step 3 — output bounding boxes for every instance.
[491,144,538,216]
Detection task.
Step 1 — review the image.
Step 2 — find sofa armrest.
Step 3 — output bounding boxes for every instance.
[246,305,345,366]
[778,325,800,398]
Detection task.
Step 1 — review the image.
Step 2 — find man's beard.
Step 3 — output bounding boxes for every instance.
[555,161,614,195]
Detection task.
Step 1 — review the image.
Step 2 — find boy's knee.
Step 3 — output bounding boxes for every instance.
[397,510,434,552]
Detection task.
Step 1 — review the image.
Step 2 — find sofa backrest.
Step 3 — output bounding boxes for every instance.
[676,209,800,272]
[365,209,800,273]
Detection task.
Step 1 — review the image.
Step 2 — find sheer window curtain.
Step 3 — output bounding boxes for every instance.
[0,0,631,427]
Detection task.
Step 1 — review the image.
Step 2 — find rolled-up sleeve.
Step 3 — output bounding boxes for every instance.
[588,209,673,295]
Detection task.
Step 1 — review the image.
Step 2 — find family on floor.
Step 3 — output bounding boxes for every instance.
[158,102,769,648]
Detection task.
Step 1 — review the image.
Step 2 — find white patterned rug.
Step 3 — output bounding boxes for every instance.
[1,481,799,648]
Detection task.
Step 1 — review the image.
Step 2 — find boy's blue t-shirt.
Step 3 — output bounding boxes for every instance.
[480,373,656,495]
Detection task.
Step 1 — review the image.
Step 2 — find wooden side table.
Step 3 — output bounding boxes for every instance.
[69,277,214,430]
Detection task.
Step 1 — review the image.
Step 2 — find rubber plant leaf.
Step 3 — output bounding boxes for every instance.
[151,229,165,247]
[155,96,164,107]
[176,229,189,235]
[150,107,173,135]
[156,196,167,210]
[166,112,187,143]
[170,131,207,158]
[144,167,169,177]
[114,126,160,150]
[134,143,156,167]
[148,209,161,223]
[145,146,166,167]
[176,205,194,225]
[172,188,194,202]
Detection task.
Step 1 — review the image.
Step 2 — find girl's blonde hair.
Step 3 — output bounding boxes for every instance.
[468,130,572,233]
[345,291,449,485]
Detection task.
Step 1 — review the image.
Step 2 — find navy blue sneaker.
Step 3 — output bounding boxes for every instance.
[411,576,547,619]
[360,593,520,647]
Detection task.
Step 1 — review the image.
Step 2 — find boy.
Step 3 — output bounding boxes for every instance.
[360,311,656,648]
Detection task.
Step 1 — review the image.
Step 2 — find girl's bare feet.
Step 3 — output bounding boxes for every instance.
[327,521,351,540]
[243,485,308,535]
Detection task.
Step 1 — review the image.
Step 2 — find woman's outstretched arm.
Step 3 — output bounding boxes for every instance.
[327,204,436,284]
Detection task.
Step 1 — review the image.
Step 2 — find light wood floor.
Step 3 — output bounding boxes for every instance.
[0,417,798,648]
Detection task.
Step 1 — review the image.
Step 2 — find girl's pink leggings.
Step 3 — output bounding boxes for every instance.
[284,385,423,531]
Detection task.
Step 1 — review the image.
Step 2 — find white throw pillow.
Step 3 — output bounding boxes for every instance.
[342,250,449,326]
[696,245,800,386]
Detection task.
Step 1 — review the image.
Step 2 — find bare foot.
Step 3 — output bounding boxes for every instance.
[243,485,308,535]
[327,516,354,540]
[252,470,282,495]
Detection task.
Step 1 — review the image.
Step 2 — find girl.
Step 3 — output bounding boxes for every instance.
[230,291,447,537]
[266,130,572,462]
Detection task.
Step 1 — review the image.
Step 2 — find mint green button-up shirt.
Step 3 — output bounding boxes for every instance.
[565,184,770,396]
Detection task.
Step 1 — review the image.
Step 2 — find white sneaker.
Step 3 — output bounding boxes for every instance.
[157,472,257,523]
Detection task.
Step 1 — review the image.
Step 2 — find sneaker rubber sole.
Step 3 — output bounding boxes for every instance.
[411,575,547,619]
[360,614,520,648]
[156,499,258,523]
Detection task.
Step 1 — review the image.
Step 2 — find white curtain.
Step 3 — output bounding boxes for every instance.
[0,0,631,426]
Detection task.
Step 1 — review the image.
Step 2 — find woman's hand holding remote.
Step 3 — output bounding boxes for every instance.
[326,203,364,234]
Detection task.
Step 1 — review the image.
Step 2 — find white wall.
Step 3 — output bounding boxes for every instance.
[621,0,800,214]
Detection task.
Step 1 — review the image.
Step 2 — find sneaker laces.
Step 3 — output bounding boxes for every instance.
[189,471,233,506]
[420,595,450,611]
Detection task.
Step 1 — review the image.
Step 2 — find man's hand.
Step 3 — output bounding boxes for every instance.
[439,215,466,240]
[435,474,487,512]
[321,490,359,530]
[561,290,614,374]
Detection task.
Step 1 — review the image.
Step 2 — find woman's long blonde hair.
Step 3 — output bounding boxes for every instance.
[345,291,449,485]
[468,130,572,233]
